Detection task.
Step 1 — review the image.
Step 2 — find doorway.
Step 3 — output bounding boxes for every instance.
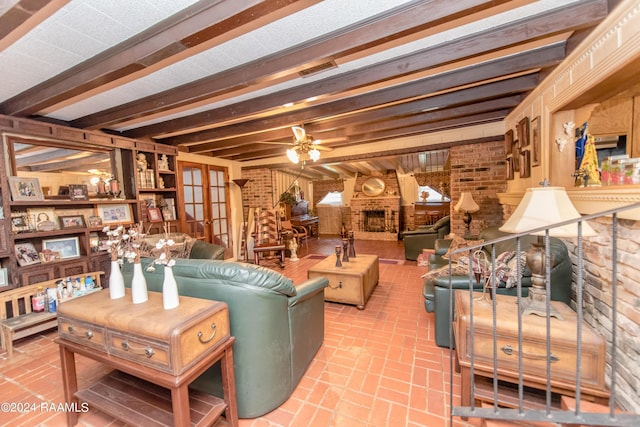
[177,161,233,258]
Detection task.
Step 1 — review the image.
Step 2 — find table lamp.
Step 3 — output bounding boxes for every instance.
[454,192,480,239]
[499,185,595,319]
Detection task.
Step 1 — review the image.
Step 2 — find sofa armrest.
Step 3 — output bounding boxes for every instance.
[289,277,328,307]
[190,239,225,260]
[434,239,452,255]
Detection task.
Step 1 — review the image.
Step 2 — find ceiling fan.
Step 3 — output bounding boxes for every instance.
[286,126,332,164]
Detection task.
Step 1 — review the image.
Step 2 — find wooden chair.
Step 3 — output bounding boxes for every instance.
[252,209,286,268]
[281,220,308,253]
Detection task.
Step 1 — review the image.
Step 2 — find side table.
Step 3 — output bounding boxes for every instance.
[453,291,608,408]
[56,289,238,427]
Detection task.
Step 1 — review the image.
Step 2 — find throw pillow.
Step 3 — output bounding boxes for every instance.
[421,263,471,281]
[442,236,484,263]
[490,251,527,288]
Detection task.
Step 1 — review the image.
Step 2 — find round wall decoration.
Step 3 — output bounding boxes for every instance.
[361,177,386,197]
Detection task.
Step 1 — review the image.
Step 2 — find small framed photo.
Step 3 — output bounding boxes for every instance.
[147,207,163,222]
[162,198,177,221]
[0,267,8,288]
[27,207,57,231]
[15,242,40,266]
[28,208,56,231]
[42,236,80,259]
[59,215,86,229]
[69,184,89,201]
[96,204,133,224]
[39,249,62,263]
[88,215,103,227]
[11,211,33,233]
[8,177,44,202]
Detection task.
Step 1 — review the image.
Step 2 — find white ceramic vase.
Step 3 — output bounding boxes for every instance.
[162,266,179,310]
[109,260,125,299]
[131,262,148,304]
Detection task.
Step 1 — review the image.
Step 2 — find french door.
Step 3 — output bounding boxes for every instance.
[177,161,232,258]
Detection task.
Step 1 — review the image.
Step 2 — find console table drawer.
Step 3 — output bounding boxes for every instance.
[461,327,605,389]
[58,317,106,352]
[454,292,607,394]
[57,289,230,375]
[109,331,170,372]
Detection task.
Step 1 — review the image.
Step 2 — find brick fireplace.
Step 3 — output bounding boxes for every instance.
[349,172,401,241]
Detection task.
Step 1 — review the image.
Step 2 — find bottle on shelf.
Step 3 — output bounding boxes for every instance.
[32,286,46,312]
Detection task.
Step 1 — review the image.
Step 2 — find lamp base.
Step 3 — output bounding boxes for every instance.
[520,278,563,320]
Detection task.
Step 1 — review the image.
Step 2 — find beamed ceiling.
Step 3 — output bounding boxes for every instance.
[0,0,616,180]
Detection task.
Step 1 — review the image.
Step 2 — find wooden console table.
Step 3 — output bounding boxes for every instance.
[453,291,608,408]
[56,289,238,427]
[307,254,378,309]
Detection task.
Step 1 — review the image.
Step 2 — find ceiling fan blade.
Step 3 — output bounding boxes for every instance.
[314,145,333,151]
[292,126,306,141]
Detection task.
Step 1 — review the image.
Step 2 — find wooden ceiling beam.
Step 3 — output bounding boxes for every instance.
[195,75,534,158]
[164,42,565,146]
[125,0,607,139]
[1,0,321,116]
[71,0,513,130]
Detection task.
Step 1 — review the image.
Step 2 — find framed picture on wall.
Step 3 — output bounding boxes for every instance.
[506,157,514,180]
[518,116,530,147]
[520,150,531,178]
[531,116,541,166]
[505,129,514,155]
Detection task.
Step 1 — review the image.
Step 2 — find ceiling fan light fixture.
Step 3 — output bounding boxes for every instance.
[287,148,300,164]
[309,148,321,161]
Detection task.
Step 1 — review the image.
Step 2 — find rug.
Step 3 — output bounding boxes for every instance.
[303,254,405,265]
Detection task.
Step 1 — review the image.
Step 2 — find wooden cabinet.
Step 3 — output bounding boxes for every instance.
[453,291,608,407]
[0,114,182,290]
[7,199,139,287]
[131,143,179,235]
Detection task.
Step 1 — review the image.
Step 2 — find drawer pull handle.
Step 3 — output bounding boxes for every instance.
[67,325,75,334]
[197,323,217,344]
[501,345,559,363]
[85,330,93,339]
[121,340,155,358]
[328,281,343,289]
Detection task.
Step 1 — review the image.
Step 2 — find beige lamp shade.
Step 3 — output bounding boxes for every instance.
[500,186,595,237]
[454,192,480,213]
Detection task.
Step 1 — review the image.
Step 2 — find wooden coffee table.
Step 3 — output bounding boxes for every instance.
[308,254,378,309]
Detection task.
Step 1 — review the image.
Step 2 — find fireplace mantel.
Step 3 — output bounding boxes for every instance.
[498,186,640,221]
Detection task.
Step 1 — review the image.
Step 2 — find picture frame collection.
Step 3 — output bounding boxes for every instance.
[505,115,540,180]
[7,176,180,270]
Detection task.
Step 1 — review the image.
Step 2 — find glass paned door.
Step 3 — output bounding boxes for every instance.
[178,162,232,257]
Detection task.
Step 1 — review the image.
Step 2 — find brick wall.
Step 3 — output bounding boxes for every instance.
[241,168,273,213]
[562,217,640,412]
[450,140,507,237]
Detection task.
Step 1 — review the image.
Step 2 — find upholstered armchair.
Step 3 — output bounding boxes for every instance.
[401,215,450,260]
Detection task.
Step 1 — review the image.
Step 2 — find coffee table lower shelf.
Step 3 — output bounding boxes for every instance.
[77,370,227,427]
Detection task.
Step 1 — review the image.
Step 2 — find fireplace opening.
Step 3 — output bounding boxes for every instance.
[363,210,385,232]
